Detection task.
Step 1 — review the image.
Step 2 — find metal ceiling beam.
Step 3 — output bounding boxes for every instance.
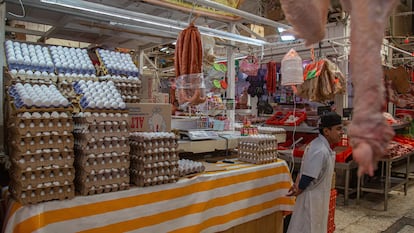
[5,25,46,36]
[186,0,291,29]
[236,23,265,40]
[38,0,268,46]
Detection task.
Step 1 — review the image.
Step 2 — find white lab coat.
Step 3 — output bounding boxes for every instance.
[287,135,335,233]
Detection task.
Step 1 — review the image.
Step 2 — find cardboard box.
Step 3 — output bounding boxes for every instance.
[127,103,171,132]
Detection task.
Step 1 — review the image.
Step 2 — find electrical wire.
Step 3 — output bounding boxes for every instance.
[8,0,25,18]
[289,90,297,174]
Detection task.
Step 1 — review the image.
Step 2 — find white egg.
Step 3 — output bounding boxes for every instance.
[111,102,118,109]
[104,101,111,109]
[88,101,96,108]
[34,71,41,76]
[119,102,126,109]
[10,69,18,75]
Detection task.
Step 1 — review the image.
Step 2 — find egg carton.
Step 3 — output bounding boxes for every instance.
[58,76,100,84]
[76,151,128,165]
[131,173,179,187]
[129,141,179,150]
[74,144,130,156]
[12,134,74,152]
[73,121,129,133]
[76,166,128,179]
[130,167,179,179]
[74,135,129,148]
[10,105,74,114]
[9,183,75,205]
[75,171,129,187]
[238,151,278,157]
[10,72,59,83]
[74,154,129,172]
[122,96,141,103]
[130,159,178,170]
[12,119,73,135]
[73,113,129,124]
[10,148,74,167]
[130,151,179,163]
[77,182,129,196]
[96,49,139,77]
[5,40,55,73]
[10,170,74,192]
[75,140,130,154]
[238,152,278,164]
[75,154,129,171]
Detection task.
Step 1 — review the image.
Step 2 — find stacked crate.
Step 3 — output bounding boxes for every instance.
[129,132,179,187]
[8,109,75,204]
[73,111,130,195]
[238,135,278,164]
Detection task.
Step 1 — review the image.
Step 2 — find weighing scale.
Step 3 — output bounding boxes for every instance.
[180,129,220,140]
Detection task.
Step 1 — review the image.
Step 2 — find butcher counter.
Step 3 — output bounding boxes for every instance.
[2,160,294,233]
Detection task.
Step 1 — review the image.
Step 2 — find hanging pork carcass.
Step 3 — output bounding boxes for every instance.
[280,0,399,176]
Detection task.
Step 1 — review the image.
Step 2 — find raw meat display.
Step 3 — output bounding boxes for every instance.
[280,0,330,46]
[280,0,399,176]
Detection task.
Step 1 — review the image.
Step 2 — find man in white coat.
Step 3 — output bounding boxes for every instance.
[286,112,343,233]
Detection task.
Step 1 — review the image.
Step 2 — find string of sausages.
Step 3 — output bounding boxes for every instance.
[266,61,277,95]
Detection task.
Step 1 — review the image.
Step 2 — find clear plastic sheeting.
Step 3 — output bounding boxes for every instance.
[175,73,207,108]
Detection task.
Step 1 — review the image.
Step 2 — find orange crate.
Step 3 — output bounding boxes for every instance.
[328,189,337,233]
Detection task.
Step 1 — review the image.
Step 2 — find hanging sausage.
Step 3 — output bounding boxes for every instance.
[174,23,206,107]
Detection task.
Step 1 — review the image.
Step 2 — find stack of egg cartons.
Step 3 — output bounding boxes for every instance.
[238,135,278,164]
[73,112,130,195]
[129,132,179,187]
[7,83,74,204]
[72,81,130,195]
[96,49,139,76]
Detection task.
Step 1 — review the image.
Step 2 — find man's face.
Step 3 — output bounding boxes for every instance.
[324,125,344,144]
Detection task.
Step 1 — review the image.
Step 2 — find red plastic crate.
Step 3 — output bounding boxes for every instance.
[328,189,337,233]
[280,111,307,126]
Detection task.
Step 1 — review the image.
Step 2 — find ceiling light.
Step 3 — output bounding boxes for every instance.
[40,0,268,46]
[278,27,296,42]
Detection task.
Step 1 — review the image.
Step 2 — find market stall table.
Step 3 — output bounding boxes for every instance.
[357,153,411,211]
[3,160,294,233]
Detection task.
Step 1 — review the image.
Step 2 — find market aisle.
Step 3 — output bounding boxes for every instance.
[335,182,414,233]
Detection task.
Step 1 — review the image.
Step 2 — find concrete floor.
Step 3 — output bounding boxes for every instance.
[335,182,414,233]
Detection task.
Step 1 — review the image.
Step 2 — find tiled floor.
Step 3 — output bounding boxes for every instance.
[335,182,414,233]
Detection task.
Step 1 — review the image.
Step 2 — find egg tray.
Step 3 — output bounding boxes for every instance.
[9,73,58,83]
[58,76,100,83]
[11,120,73,135]
[10,165,74,187]
[237,147,277,154]
[130,158,178,170]
[10,148,74,168]
[75,154,130,172]
[74,154,129,172]
[96,50,138,77]
[238,157,278,165]
[74,144,130,156]
[238,150,278,157]
[131,173,179,187]
[129,138,179,148]
[10,104,74,114]
[9,183,75,205]
[130,166,179,179]
[73,114,129,124]
[77,182,129,196]
[178,166,205,177]
[122,96,141,103]
[84,125,129,137]
[74,136,129,149]
[12,134,74,152]
[130,152,179,164]
[130,146,178,156]
[10,172,74,193]
[75,171,129,188]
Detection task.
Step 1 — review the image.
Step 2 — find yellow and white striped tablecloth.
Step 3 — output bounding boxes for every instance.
[2,160,294,233]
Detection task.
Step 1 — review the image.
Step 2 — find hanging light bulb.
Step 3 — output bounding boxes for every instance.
[281,49,304,86]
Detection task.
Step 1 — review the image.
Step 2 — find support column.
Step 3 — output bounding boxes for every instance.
[0,2,6,153]
[226,23,236,130]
